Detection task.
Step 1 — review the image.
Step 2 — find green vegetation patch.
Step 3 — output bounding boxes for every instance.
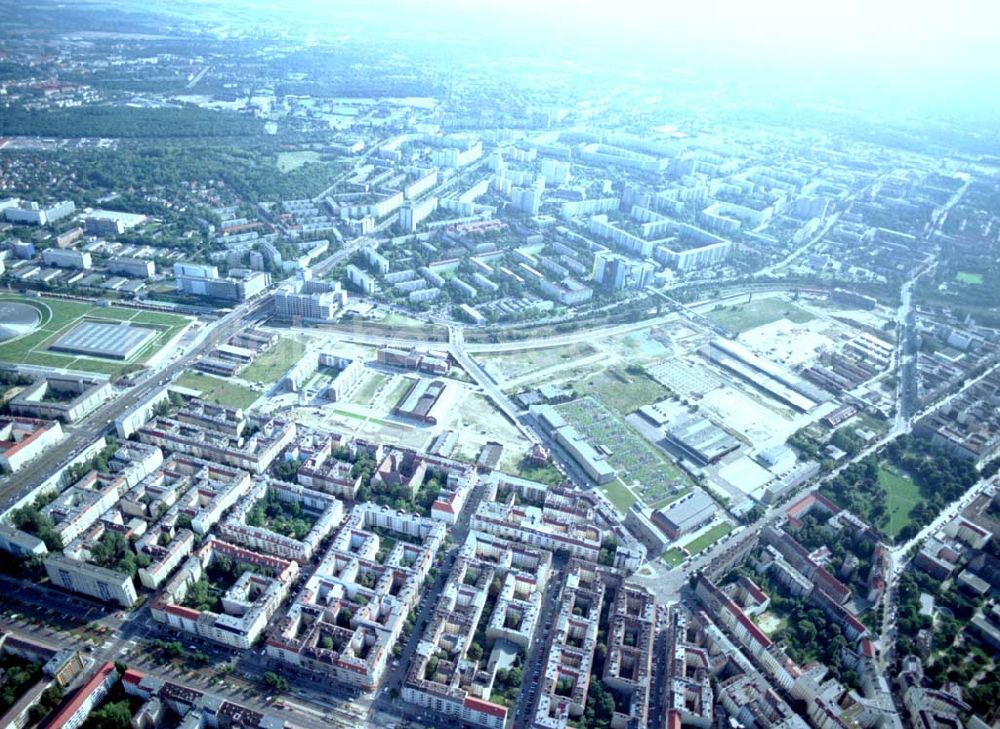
[516,460,564,487]
[384,376,416,407]
[574,366,669,416]
[245,490,318,540]
[0,654,43,714]
[276,150,322,172]
[682,523,733,555]
[662,548,686,568]
[0,104,264,139]
[955,271,984,285]
[877,467,923,539]
[706,298,815,333]
[175,371,259,409]
[599,481,638,514]
[240,337,307,385]
[821,435,978,542]
[349,371,388,406]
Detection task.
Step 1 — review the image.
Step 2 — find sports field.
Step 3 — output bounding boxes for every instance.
[0,295,190,375]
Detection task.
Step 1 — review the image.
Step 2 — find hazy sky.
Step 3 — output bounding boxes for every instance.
[175,0,1000,116]
[356,0,996,114]
[407,0,997,71]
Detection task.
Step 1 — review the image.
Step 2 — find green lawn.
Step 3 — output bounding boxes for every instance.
[682,523,733,555]
[599,480,638,513]
[332,409,405,430]
[878,466,922,539]
[240,337,307,385]
[575,367,669,416]
[706,298,814,333]
[0,294,189,375]
[516,461,564,487]
[384,376,416,406]
[662,548,686,568]
[275,150,322,172]
[350,371,388,406]
[175,371,259,409]
[955,271,983,285]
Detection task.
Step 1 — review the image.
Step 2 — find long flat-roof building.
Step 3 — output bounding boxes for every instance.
[49,321,157,360]
[531,404,616,484]
[393,378,451,425]
[10,375,112,423]
[664,414,741,466]
[45,554,138,607]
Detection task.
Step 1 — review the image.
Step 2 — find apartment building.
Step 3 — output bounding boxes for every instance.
[151,539,299,650]
[403,532,552,728]
[45,555,138,607]
[219,478,344,563]
[267,504,444,691]
[0,416,63,474]
[137,416,295,474]
[532,561,616,729]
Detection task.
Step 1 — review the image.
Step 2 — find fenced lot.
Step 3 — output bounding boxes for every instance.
[557,396,689,505]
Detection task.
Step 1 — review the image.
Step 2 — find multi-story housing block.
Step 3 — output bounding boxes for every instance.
[403,532,551,728]
[151,539,299,650]
[219,478,344,563]
[532,561,616,728]
[136,416,295,474]
[266,504,444,691]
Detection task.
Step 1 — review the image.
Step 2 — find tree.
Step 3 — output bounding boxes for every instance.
[263,672,289,691]
[87,700,132,729]
[320,636,334,650]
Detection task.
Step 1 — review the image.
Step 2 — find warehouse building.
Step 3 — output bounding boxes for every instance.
[664,414,741,466]
[652,490,717,540]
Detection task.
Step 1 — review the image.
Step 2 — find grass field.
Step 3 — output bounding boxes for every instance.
[240,337,307,385]
[175,371,259,409]
[575,367,669,416]
[478,343,597,382]
[599,480,638,513]
[706,298,815,333]
[878,466,922,539]
[516,460,565,487]
[332,409,404,430]
[350,371,388,406]
[955,271,984,285]
[0,295,189,375]
[275,150,322,172]
[384,376,415,407]
[682,523,734,555]
[662,548,686,567]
